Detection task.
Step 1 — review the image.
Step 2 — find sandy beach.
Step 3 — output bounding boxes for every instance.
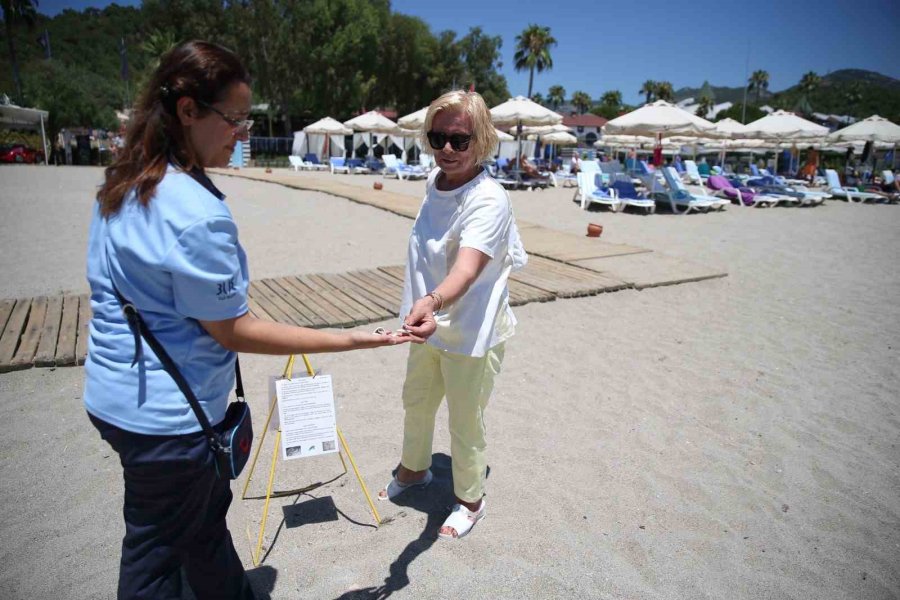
[1,165,898,599]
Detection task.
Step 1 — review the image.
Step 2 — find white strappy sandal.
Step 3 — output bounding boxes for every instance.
[438,499,486,540]
[377,469,433,501]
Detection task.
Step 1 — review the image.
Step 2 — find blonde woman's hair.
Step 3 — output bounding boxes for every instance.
[421,90,498,165]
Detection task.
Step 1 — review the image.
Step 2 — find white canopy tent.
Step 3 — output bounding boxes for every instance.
[293,117,351,159]
[344,110,402,158]
[0,103,50,165]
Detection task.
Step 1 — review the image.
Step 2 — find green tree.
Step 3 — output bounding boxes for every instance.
[513,24,556,98]
[748,69,769,105]
[717,102,766,124]
[531,92,544,105]
[654,81,674,102]
[796,70,821,115]
[547,84,565,108]
[456,26,509,107]
[571,90,592,114]
[1,0,38,102]
[639,79,656,104]
[600,90,622,109]
[25,60,119,139]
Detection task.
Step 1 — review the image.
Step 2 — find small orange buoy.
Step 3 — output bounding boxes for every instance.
[373,181,383,190]
[586,223,603,237]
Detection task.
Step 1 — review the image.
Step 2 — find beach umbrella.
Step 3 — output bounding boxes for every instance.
[490,95,563,128]
[602,100,720,137]
[741,110,828,173]
[826,115,900,144]
[742,110,828,141]
[512,123,572,136]
[397,106,429,131]
[827,115,900,168]
[490,96,563,180]
[540,131,577,145]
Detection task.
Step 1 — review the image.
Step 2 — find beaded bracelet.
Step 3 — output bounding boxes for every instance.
[426,291,444,312]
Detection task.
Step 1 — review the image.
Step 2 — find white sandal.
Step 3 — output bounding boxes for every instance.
[377,469,433,501]
[438,499,486,540]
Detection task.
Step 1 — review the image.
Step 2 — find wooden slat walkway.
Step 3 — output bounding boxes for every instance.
[0,257,636,373]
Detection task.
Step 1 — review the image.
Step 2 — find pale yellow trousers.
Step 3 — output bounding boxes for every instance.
[400,342,506,503]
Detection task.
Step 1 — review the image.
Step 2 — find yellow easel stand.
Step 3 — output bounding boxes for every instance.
[241,354,382,566]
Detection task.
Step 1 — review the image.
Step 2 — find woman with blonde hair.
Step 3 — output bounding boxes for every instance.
[377,90,527,540]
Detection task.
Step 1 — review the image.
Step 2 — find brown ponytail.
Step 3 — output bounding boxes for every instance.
[97,40,250,217]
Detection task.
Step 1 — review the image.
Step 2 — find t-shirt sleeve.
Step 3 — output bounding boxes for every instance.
[458,188,512,259]
[164,217,248,320]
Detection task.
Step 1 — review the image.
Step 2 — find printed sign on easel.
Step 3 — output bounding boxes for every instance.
[275,375,338,460]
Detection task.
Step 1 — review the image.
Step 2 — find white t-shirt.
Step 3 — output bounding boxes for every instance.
[400,167,527,357]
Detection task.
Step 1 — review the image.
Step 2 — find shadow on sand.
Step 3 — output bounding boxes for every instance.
[333,453,489,600]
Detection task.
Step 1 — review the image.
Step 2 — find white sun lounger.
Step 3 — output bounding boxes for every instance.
[825,169,886,203]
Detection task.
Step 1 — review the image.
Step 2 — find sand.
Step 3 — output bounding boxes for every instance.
[0,165,898,599]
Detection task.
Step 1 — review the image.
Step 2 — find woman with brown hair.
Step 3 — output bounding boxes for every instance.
[85,41,416,599]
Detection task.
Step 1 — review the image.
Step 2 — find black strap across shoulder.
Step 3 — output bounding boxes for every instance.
[110,283,243,452]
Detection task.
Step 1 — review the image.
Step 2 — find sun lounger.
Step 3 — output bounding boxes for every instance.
[382,155,428,180]
[610,176,655,214]
[825,169,886,203]
[684,160,706,185]
[707,175,784,207]
[288,155,305,171]
[303,154,329,171]
[576,172,621,212]
[329,157,350,174]
[655,167,719,214]
[347,158,372,175]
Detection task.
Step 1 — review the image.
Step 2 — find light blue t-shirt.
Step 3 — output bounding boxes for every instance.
[84,166,249,435]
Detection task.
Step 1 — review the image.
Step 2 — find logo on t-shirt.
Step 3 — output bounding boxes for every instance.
[217,277,237,300]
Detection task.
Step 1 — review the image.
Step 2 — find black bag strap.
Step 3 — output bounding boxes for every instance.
[108,280,243,451]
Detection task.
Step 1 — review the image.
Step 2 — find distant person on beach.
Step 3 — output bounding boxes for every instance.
[377,89,527,540]
[569,153,581,174]
[84,40,417,600]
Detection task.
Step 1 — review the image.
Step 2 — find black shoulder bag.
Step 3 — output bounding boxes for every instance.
[112,286,253,480]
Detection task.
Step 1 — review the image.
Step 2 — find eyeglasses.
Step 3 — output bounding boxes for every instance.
[426,131,472,151]
[197,100,254,134]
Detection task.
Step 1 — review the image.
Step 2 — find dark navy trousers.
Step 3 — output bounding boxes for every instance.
[90,413,256,600]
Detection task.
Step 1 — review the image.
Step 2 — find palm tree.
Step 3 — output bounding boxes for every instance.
[513,24,557,98]
[547,84,566,109]
[695,96,714,119]
[747,69,769,105]
[639,80,656,104]
[1,0,39,103]
[531,92,545,106]
[571,90,592,115]
[799,71,822,95]
[797,71,822,115]
[600,90,622,108]
[654,81,675,102]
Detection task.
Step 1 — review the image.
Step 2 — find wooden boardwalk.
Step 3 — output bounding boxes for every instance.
[0,256,637,373]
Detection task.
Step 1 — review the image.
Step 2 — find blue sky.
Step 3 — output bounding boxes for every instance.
[38,0,900,104]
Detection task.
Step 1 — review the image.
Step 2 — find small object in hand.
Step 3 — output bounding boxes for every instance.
[587,223,603,237]
[373,181,383,190]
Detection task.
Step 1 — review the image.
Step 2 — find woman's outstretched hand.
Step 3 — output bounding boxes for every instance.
[352,330,424,348]
[402,297,438,340]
